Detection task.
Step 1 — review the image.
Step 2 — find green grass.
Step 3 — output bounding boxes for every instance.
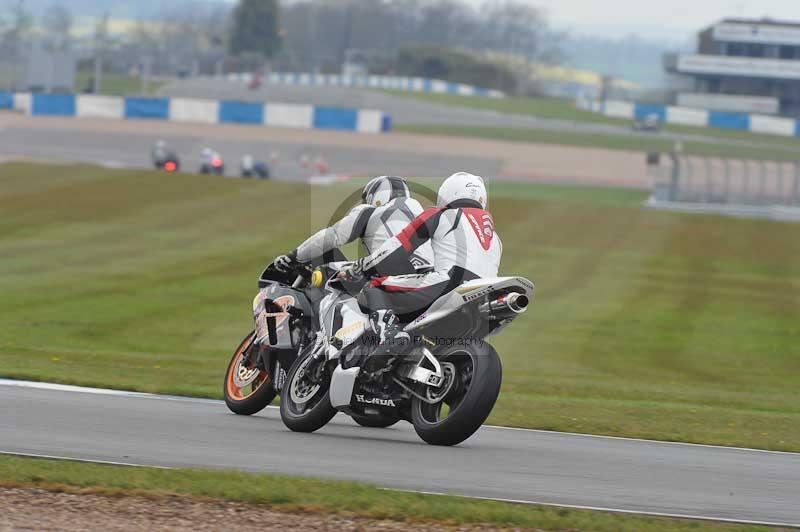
[386,90,800,150]
[1,163,800,451]
[396,123,800,161]
[0,455,782,531]
[74,71,163,96]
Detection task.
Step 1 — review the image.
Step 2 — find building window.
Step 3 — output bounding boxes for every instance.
[726,43,746,57]
[746,43,765,58]
[780,46,798,59]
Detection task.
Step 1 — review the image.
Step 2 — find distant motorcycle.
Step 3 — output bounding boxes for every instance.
[200,150,225,175]
[241,155,270,179]
[633,113,661,133]
[152,141,180,173]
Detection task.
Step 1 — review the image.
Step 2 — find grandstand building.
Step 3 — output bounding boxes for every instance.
[664,18,800,117]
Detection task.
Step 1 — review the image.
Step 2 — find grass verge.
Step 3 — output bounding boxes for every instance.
[74,71,164,96]
[396,123,800,161]
[1,163,799,451]
[0,455,783,531]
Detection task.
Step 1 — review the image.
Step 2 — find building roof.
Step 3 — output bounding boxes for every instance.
[718,18,800,29]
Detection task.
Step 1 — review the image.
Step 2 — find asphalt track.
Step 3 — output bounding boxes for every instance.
[0,113,650,187]
[0,115,499,181]
[1,380,798,527]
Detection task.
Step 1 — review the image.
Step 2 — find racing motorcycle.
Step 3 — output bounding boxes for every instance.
[278,265,534,446]
[200,157,224,175]
[223,251,392,428]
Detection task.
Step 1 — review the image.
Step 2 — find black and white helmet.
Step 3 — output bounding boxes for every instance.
[361,176,410,207]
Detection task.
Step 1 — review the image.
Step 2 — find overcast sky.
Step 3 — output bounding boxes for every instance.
[466,0,800,41]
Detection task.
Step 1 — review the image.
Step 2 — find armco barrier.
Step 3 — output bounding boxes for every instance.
[224,72,505,98]
[124,97,169,120]
[579,98,800,138]
[265,103,313,129]
[313,107,358,130]
[8,92,390,134]
[708,110,749,131]
[219,101,263,124]
[32,94,75,116]
[76,95,124,119]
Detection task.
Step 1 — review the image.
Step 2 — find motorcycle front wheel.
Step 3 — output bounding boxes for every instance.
[223,331,277,415]
[411,342,502,446]
[280,345,336,433]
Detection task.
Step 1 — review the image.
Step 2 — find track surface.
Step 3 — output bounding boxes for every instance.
[0,113,649,187]
[2,381,798,526]
[0,115,499,181]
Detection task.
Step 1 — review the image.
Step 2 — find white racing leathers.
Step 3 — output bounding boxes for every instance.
[295,198,435,338]
[293,198,433,272]
[357,206,503,322]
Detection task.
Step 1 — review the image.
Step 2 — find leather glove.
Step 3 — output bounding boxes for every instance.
[273,253,295,273]
[339,260,363,280]
[344,260,364,278]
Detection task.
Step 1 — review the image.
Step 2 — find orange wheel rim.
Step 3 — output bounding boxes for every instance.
[226,333,270,401]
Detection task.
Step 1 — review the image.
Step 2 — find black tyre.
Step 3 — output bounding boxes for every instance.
[223,331,277,415]
[351,414,399,428]
[279,346,336,433]
[411,342,502,446]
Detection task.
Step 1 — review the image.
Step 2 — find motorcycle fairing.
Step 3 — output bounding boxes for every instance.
[405,276,534,332]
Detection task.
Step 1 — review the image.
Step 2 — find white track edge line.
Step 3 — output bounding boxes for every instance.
[0,451,174,469]
[1,450,795,529]
[2,378,798,456]
[381,488,800,529]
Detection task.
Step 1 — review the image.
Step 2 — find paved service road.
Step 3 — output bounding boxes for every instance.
[1,381,798,526]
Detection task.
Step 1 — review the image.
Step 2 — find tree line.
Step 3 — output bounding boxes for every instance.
[2,0,562,93]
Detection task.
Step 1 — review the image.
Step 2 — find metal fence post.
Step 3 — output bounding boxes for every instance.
[669,152,680,201]
[793,161,800,206]
[722,158,731,204]
[756,160,766,205]
[704,156,713,202]
[741,159,751,203]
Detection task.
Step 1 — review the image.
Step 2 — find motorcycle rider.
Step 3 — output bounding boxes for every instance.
[272,176,433,275]
[345,172,502,347]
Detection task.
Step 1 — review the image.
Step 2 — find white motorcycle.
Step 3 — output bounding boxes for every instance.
[278,264,534,446]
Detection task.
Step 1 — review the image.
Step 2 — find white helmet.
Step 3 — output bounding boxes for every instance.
[362,176,410,207]
[436,172,487,209]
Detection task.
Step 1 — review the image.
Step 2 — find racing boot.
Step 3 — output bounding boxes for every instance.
[369,309,412,354]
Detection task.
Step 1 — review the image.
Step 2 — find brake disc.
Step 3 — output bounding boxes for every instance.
[233,362,261,388]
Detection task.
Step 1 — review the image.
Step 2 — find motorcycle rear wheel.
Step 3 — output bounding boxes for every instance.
[223,331,277,415]
[411,342,502,446]
[280,346,336,433]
